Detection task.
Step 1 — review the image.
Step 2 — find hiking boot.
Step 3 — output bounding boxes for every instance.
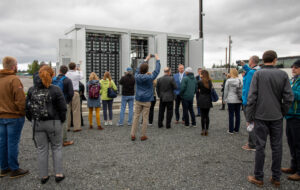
[10,168,29,179]
[270,177,280,187]
[281,168,295,174]
[247,176,263,187]
[205,131,208,136]
[287,173,300,181]
[242,144,256,151]
[141,136,148,141]
[201,131,205,136]
[98,126,103,130]
[89,125,93,129]
[63,141,74,147]
[0,169,11,177]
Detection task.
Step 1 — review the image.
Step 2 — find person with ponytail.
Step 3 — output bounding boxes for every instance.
[26,66,67,184]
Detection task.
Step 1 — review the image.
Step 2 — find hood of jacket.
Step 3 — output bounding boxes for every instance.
[89,80,100,85]
[0,69,16,78]
[186,73,195,79]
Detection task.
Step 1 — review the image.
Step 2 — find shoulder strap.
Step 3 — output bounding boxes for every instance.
[60,76,66,81]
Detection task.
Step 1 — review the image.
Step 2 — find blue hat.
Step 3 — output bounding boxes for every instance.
[126,67,132,72]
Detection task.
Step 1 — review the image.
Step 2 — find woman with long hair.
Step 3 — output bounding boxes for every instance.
[224,68,242,134]
[100,71,117,126]
[26,66,67,184]
[197,70,213,136]
[87,72,103,130]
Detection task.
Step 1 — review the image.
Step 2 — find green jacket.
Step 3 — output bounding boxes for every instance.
[180,73,197,101]
[100,79,117,100]
[286,76,300,119]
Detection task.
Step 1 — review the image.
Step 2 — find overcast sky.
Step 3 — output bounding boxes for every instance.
[0,0,299,68]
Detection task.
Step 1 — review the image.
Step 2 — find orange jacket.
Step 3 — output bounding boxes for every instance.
[0,69,26,118]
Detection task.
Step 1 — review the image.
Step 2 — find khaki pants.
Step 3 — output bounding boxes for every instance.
[62,104,71,142]
[68,92,81,131]
[131,101,151,137]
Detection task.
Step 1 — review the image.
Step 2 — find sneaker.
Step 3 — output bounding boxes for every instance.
[127,123,132,126]
[227,130,234,135]
[108,121,113,126]
[10,168,29,179]
[41,176,50,184]
[175,121,179,124]
[0,169,11,177]
[184,125,190,128]
[148,123,152,126]
[104,121,108,126]
[242,145,256,151]
[192,125,197,128]
[247,176,263,187]
[117,123,123,127]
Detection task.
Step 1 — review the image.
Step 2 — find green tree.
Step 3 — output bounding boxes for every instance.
[28,60,39,75]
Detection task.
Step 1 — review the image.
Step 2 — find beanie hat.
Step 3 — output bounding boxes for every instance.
[185,67,193,73]
[291,60,300,68]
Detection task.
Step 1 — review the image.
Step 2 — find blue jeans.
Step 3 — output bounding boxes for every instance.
[102,100,113,120]
[118,96,134,125]
[0,117,25,170]
[227,103,241,132]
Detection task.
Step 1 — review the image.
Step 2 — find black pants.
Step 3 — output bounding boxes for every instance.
[286,118,300,175]
[158,101,174,128]
[227,103,241,133]
[200,108,210,130]
[254,119,283,181]
[148,96,156,124]
[182,99,196,126]
[175,95,185,121]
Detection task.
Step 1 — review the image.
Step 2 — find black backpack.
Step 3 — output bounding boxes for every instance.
[28,87,53,121]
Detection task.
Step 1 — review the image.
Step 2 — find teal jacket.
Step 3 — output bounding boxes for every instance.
[180,73,197,101]
[286,76,300,119]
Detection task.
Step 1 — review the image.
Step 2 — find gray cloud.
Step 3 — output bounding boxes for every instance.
[0,0,299,67]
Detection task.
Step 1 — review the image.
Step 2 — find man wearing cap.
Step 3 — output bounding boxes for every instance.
[246,50,294,187]
[180,67,197,127]
[118,67,135,126]
[281,60,300,181]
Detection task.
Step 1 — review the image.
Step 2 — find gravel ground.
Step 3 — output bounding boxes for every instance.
[1,108,300,190]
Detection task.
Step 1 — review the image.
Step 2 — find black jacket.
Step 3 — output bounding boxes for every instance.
[156,75,177,102]
[26,76,67,122]
[57,74,74,104]
[119,73,135,96]
[197,80,213,108]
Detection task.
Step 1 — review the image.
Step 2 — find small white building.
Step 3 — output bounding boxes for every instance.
[58,24,203,88]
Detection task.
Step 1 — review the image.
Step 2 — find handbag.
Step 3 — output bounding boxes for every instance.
[211,88,219,102]
[236,79,242,101]
[107,81,117,98]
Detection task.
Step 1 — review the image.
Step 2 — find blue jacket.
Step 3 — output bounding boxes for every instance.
[242,64,260,105]
[135,60,161,102]
[286,76,300,119]
[173,72,186,95]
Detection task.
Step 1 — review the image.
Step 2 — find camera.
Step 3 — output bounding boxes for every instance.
[150,54,155,58]
[236,60,241,66]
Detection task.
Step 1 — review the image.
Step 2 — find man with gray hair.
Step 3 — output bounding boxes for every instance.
[180,67,197,127]
[241,56,260,151]
[156,67,177,128]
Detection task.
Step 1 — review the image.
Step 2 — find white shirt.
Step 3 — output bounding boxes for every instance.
[179,72,184,82]
[66,70,84,91]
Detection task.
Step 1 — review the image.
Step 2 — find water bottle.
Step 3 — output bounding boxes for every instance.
[247,123,254,132]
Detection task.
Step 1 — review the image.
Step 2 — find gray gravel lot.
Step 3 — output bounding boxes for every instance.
[1,108,300,190]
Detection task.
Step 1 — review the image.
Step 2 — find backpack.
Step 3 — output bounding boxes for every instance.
[52,76,66,93]
[88,83,100,99]
[28,87,53,121]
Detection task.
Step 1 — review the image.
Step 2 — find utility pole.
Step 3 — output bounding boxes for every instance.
[228,35,232,73]
[225,47,227,70]
[199,0,204,68]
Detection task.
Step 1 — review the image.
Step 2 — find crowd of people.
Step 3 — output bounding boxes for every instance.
[0,50,299,187]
